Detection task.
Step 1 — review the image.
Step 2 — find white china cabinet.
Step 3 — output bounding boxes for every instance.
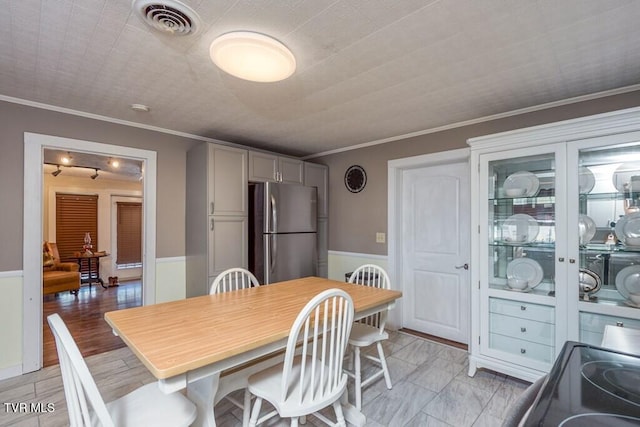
[468,107,640,382]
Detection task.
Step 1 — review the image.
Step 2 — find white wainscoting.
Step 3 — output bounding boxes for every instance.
[0,270,24,380]
[0,256,187,381]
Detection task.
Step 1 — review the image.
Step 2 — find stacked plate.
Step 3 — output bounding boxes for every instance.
[506,258,544,292]
[615,212,640,247]
[578,167,595,194]
[615,265,640,308]
[612,162,640,193]
[503,171,540,198]
[578,214,596,245]
[500,214,539,244]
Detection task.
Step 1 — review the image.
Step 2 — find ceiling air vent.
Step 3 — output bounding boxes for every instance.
[132,0,201,36]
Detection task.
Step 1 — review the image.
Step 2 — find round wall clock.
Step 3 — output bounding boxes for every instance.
[344,165,367,193]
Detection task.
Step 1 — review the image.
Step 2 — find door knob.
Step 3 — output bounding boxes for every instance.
[455,263,469,270]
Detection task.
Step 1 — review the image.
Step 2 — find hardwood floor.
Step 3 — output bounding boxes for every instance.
[42,280,142,367]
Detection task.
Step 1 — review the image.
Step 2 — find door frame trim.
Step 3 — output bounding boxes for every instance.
[23,132,157,374]
[387,148,470,330]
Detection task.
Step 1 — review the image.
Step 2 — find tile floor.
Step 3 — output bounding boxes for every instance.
[0,331,529,426]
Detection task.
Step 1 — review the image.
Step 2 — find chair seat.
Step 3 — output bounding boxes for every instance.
[248,355,347,418]
[103,382,197,427]
[348,323,389,347]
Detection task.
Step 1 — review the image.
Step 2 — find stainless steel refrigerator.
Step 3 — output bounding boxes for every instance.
[249,182,317,284]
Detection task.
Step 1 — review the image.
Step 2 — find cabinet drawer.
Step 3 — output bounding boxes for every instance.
[489,298,555,324]
[490,313,554,346]
[489,333,555,364]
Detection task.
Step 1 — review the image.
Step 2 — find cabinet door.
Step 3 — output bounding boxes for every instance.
[304,162,328,217]
[479,143,567,361]
[279,157,304,184]
[209,145,247,216]
[568,136,640,339]
[208,216,247,278]
[317,217,328,278]
[248,152,278,182]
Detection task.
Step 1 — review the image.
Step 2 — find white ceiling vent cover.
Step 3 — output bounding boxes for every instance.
[132,0,201,36]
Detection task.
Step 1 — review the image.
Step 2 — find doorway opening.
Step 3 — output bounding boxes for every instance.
[24,133,157,374]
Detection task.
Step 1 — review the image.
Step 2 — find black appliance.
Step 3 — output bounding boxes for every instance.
[525,341,640,426]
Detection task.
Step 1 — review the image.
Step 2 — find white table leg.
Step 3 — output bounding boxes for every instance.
[340,390,366,426]
[187,372,220,427]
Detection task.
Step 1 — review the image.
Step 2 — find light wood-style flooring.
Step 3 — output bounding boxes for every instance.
[1,329,529,426]
[42,280,142,367]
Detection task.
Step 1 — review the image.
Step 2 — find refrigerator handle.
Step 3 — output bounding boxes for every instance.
[270,193,277,232]
[270,235,277,279]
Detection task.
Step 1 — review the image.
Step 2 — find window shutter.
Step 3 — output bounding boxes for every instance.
[55,193,98,264]
[116,202,142,265]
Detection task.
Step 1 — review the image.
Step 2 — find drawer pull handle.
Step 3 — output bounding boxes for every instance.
[520,305,527,311]
[520,348,526,354]
[559,257,565,262]
[616,321,624,327]
[520,327,527,333]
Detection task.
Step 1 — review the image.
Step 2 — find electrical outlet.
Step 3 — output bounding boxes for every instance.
[376,232,386,243]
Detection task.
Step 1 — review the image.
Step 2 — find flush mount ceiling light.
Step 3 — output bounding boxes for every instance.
[209,31,296,82]
[108,158,120,168]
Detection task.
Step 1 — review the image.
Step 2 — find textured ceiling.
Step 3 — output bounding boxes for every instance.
[2,0,640,157]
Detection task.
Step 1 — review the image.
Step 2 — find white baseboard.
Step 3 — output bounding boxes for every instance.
[0,364,22,381]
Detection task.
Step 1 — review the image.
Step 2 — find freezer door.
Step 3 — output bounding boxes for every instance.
[264,182,317,233]
[264,233,317,284]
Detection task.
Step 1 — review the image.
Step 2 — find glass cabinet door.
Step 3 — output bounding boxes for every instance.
[577,143,640,306]
[487,153,557,297]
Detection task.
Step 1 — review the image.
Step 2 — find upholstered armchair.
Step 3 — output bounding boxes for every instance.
[43,242,80,295]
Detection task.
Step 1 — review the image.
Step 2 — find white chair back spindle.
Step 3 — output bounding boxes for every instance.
[48,313,115,427]
[281,289,354,406]
[210,267,260,294]
[348,264,391,330]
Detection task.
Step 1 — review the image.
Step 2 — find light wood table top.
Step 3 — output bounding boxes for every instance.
[105,276,402,380]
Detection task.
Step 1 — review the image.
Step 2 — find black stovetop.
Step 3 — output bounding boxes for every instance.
[525,341,640,426]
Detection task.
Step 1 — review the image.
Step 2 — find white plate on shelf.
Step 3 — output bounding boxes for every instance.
[578,214,596,245]
[501,214,539,244]
[578,167,595,194]
[503,171,540,197]
[614,265,640,300]
[506,258,544,289]
[615,212,640,243]
[612,162,640,193]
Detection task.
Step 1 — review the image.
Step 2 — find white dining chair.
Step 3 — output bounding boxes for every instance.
[345,264,393,410]
[209,267,261,420]
[246,288,355,427]
[47,313,197,427]
[210,267,260,294]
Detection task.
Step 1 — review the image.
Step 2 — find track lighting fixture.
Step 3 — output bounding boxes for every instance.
[90,169,99,180]
[61,152,73,165]
[51,165,62,177]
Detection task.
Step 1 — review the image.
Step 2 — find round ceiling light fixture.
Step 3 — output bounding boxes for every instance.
[209,31,296,82]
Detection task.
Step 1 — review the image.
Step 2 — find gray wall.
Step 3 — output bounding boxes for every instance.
[0,100,200,271]
[313,90,640,255]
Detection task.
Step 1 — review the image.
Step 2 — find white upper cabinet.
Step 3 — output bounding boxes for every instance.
[208,145,248,216]
[248,151,303,184]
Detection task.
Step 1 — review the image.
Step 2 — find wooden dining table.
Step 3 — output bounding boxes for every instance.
[104,276,402,427]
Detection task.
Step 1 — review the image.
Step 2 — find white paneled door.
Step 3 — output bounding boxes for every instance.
[402,161,470,344]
